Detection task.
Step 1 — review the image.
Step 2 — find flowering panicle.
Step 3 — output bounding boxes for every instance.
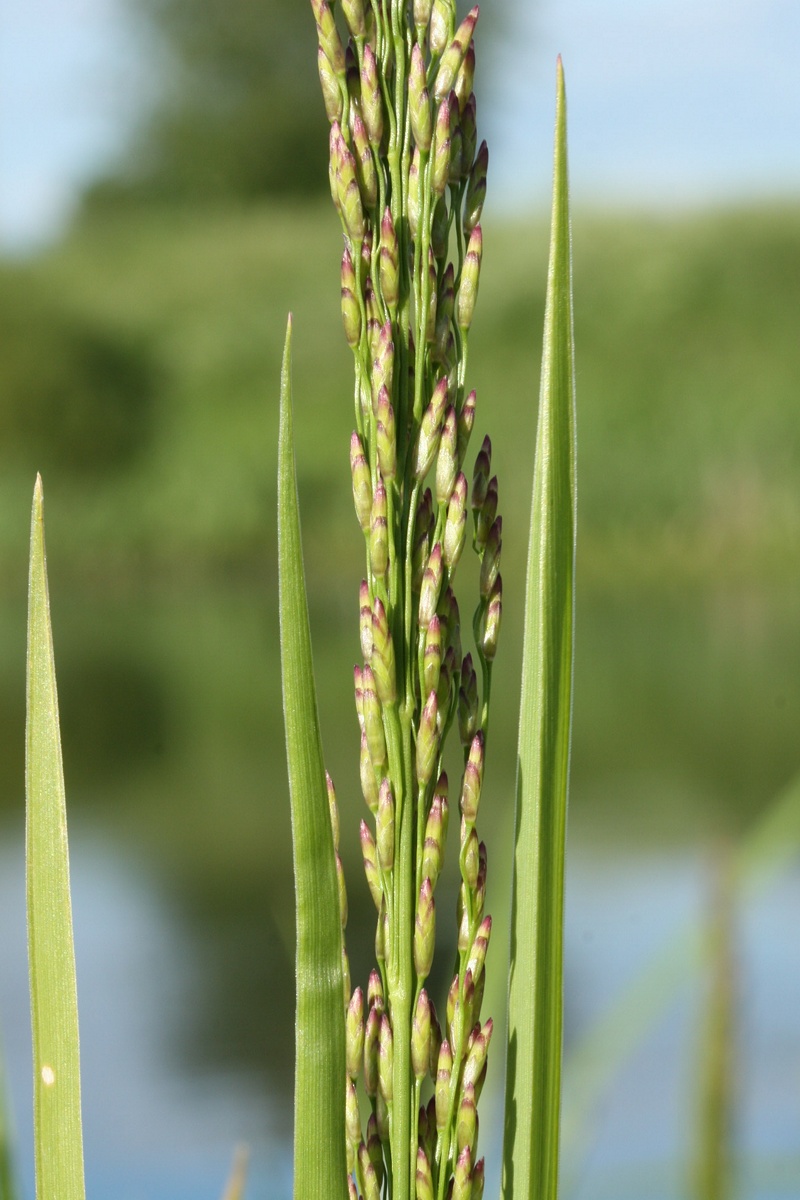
[312,3,500,1196]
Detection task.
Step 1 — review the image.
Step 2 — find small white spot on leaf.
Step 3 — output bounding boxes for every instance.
[41,1065,56,1087]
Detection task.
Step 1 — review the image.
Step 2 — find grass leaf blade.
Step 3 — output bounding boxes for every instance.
[25,475,86,1200]
[502,59,576,1200]
[277,317,348,1200]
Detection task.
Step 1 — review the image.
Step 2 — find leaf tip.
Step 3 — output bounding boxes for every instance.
[33,472,44,512]
[556,55,566,108]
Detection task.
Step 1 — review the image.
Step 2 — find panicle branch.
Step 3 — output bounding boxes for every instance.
[311,3,500,1196]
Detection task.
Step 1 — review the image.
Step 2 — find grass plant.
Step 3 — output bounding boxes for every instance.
[10,3,797,1199]
[280,5,574,1199]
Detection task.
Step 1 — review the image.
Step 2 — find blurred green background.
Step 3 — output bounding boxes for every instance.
[1,0,799,1196]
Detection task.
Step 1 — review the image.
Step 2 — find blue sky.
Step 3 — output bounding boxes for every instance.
[2,0,799,250]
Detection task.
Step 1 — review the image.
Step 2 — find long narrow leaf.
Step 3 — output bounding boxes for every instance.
[277,317,348,1200]
[25,475,86,1200]
[0,1039,19,1200]
[502,59,576,1200]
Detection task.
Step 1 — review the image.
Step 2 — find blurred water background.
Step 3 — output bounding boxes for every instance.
[1,0,799,1197]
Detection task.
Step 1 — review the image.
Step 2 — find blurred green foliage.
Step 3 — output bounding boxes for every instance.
[86,0,328,206]
[0,275,157,478]
[0,203,798,584]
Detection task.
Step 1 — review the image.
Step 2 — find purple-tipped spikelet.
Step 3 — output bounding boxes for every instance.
[433,6,479,102]
[311,3,501,1194]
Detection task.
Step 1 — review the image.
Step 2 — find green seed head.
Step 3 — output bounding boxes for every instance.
[433,5,479,102]
[360,730,379,813]
[458,652,479,746]
[475,474,498,552]
[375,1089,390,1144]
[466,914,492,985]
[412,989,432,1080]
[364,1004,381,1096]
[434,1037,453,1131]
[464,134,488,234]
[378,1012,394,1102]
[457,223,483,330]
[333,125,366,243]
[461,822,479,890]
[371,595,396,702]
[369,482,390,580]
[416,1147,434,1200]
[340,245,362,348]
[454,44,476,114]
[360,44,384,148]
[419,542,444,629]
[346,987,365,1078]
[416,691,439,788]
[414,877,436,979]
[479,514,502,599]
[435,647,454,731]
[375,386,397,480]
[350,431,372,532]
[429,0,456,55]
[456,1082,478,1155]
[366,1112,383,1185]
[460,730,485,823]
[409,44,433,152]
[378,208,399,309]
[412,488,433,591]
[414,377,449,478]
[414,0,434,34]
[476,841,488,914]
[361,664,387,767]
[351,109,378,210]
[456,386,477,466]
[434,263,455,364]
[376,776,395,871]
[460,93,478,179]
[471,435,491,513]
[457,881,470,951]
[472,1158,486,1200]
[341,0,366,38]
[480,573,502,661]
[360,820,383,910]
[358,1140,381,1200]
[422,615,443,698]
[443,471,468,570]
[421,791,448,889]
[408,145,422,241]
[311,0,345,73]
[368,968,384,1012]
[431,94,454,198]
[346,1078,361,1144]
[436,406,458,504]
[453,1145,473,1200]
[431,195,449,263]
[463,1017,493,1090]
[429,998,442,1081]
[376,902,388,964]
[317,47,343,124]
[359,580,373,661]
[448,116,464,187]
[371,320,394,409]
